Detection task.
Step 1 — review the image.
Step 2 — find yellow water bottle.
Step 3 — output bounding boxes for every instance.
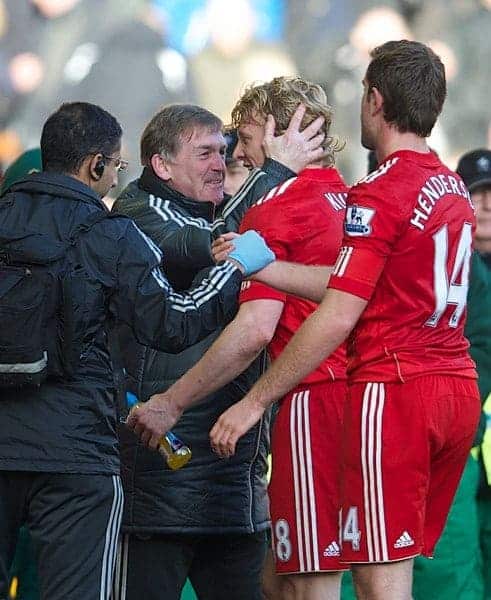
[126,392,192,470]
[159,431,192,470]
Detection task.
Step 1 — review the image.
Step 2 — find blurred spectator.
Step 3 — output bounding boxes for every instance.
[189,0,296,123]
[4,0,141,159]
[410,0,491,163]
[286,2,413,183]
[154,0,286,56]
[62,3,196,183]
[0,146,41,194]
[0,130,22,167]
[1,0,491,187]
[457,148,491,599]
[0,1,43,164]
[457,149,491,265]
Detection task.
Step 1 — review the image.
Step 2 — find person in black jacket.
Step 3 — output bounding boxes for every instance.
[0,101,274,600]
[111,103,324,600]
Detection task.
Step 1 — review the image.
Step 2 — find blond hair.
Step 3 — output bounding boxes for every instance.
[231,76,343,166]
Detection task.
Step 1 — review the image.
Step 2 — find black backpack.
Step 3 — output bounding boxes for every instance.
[0,210,114,388]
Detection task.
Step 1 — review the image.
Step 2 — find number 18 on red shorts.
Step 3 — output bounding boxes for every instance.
[269,381,349,574]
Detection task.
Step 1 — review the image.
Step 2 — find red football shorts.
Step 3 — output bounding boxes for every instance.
[340,375,480,564]
[269,380,349,574]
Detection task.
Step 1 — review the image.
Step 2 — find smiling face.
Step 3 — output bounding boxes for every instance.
[233,113,267,169]
[164,126,227,204]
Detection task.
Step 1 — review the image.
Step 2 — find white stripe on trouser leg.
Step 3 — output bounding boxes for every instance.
[107,479,124,598]
[296,391,312,571]
[112,534,129,600]
[100,476,124,600]
[290,392,305,571]
[113,536,122,599]
[361,383,388,562]
[302,390,320,571]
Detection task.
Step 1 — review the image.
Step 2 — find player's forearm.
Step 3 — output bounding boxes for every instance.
[164,318,267,410]
[251,261,332,303]
[243,289,365,410]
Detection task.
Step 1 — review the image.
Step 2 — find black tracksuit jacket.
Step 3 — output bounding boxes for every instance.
[113,160,293,534]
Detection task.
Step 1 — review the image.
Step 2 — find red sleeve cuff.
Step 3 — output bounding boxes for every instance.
[328,275,374,301]
[239,280,286,304]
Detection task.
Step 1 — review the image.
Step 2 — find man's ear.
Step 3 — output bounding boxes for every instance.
[75,154,101,187]
[88,153,105,181]
[369,86,384,116]
[150,154,172,182]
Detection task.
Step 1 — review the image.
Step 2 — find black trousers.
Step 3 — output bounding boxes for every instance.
[113,530,268,600]
[0,471,123,600]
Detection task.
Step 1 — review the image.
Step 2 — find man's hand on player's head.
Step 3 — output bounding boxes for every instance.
[126,394,184,450]
[209,397,266,458]
[263,103,325,173]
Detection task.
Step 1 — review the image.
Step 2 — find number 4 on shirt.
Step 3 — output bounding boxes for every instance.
[426,222,473,329]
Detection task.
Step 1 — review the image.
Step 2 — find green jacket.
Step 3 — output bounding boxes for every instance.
[465,252,491,451]
[466,252,491,402]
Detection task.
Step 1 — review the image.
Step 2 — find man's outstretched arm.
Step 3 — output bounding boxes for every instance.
[212,235,332,303]
[209,288,367,457]
[252,261,332,303]
[126,298,283,448]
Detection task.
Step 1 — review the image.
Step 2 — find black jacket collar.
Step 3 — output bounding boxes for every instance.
[6,172,107,210]
[138,167,220,220]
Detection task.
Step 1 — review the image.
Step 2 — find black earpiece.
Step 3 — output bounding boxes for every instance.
[94,158,105,179]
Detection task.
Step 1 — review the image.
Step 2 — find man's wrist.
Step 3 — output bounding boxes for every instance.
[154,392,185,418]
[250,261,274,282]
[246,389,271,414]
[224,257,245,274]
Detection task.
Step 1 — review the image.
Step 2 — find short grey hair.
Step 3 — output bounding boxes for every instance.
[140,104,223,165]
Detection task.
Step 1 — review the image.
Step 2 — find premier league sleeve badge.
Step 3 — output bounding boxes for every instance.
[344,205,376,236]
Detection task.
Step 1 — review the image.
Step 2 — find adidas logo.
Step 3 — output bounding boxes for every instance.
[323,541,340,557]
[394,531,414,549]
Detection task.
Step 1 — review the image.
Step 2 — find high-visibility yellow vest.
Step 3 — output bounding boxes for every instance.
[480,393,491,483]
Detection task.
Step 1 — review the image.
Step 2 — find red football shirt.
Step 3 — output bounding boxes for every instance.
[329,150,477,382]
[239,167,348,384]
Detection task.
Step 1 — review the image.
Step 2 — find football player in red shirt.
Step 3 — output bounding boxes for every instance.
[129,76,349,600]
[234,78,348,599]
[206,41,480,600]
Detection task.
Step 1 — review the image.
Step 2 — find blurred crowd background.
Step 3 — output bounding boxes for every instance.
[1,0,490,190]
